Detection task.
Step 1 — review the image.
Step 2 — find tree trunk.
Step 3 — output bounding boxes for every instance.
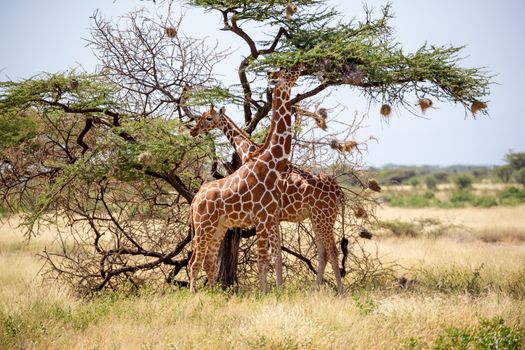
[217,228,242,288]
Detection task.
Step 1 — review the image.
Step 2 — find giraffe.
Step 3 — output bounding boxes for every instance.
[189,106,346,293]
[188,66,303,293]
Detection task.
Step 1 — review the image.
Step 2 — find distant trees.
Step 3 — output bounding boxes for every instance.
[497,152,525,184]
[514,168,525,187]
[425,176,438,190]
[453,174,474,190]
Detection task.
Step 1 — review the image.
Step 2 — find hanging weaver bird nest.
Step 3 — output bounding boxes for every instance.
[330,140,358,153]
[317,108,328,120]
[285,3,297,18]
[359,229,373,240]
[417,98,433,113]
[138,151,154,167]
[314,108,328,130]
[315,116,327,130]
[471,101,487,114]
[354,205,367,219]
[165,27,177,38]
[368,179,381,192]
[380,104,392,117]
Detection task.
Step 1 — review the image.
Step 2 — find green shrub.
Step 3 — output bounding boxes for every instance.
[433,326,473,350]
[409,178,419,188]
[418,265,486,296]
[432,318,523,350]
[475,318,524,349]
[514,168,525,187]
[472,195,498,208]
[498,187,525,206]
[448,190,475,206]
[378,220,420,237]
[383,192,435,207]
[453,174,474,190]
[425,176,438,190]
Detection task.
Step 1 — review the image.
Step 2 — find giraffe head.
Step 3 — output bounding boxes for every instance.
[269,64,305,88]
[189,105,226,137]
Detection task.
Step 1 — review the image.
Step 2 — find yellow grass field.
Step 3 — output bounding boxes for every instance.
[1,205,525,349]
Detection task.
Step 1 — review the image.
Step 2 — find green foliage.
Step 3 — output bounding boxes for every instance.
[384,187,524,209]
[0,112,37,147]
[183,86,243,106]
[505,152,525,170]
[0,71,116,114]
[425,176,438,190]
[453,174,473,190]
[256,6,489,108]
[190,0,490,110]
[383,191,436,207]
[432,318,524,350]
[497,187,525,206]
[376,217,449,238]
[351,293,377,315]
[188,0,325,22]
[419,265,486,296]
[433,326,473,350]
[378,219,420,237]
[513,168,525,187]
[496,165,513,183]
[497,152,525,184]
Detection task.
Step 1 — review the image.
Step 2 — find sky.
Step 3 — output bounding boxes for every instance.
[1,0,524,167]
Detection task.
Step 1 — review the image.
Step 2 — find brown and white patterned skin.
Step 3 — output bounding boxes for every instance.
[188,67,302,293]
[190,106,345,293]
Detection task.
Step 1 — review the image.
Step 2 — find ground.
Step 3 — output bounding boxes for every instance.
[1,203,524,349]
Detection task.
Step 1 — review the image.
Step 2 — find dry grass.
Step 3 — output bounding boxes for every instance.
[378,204,525,232]
[1,208,524,349]
[383,182,514,192]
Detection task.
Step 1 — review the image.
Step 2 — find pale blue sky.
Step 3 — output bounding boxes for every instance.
[1,0,524,166]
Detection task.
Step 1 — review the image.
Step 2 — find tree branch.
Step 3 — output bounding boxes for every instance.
[77,118,93,155]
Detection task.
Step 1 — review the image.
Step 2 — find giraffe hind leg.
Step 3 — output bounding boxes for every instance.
[313,216,343,294]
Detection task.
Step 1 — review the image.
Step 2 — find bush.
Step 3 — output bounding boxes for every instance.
[453,174,473,190]
[513,168,525,187]
[448,190,475,206]
[382,192,436,207]
[425,176,438,190]
[433,317,524,350]
[409,178,419,188]
[498,187,525,206]
[378,220,420,237]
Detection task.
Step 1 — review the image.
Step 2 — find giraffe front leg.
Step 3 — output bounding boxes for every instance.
[189,224,209,293]
[267,220,283,287]
[255,230,269,293]
[203,226,227,288]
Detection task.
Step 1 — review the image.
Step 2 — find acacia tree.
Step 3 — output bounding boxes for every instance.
[0,0,490,294]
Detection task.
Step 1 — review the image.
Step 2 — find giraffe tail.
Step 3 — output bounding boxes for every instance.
[338,188,349,278]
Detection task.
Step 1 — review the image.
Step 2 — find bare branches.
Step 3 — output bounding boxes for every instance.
[89,7,227,120]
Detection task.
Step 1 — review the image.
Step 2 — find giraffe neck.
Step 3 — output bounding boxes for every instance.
[218,114,258,163]
[255,83,293,171]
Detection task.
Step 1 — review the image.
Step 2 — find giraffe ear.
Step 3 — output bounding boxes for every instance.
[219,106,226,114]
